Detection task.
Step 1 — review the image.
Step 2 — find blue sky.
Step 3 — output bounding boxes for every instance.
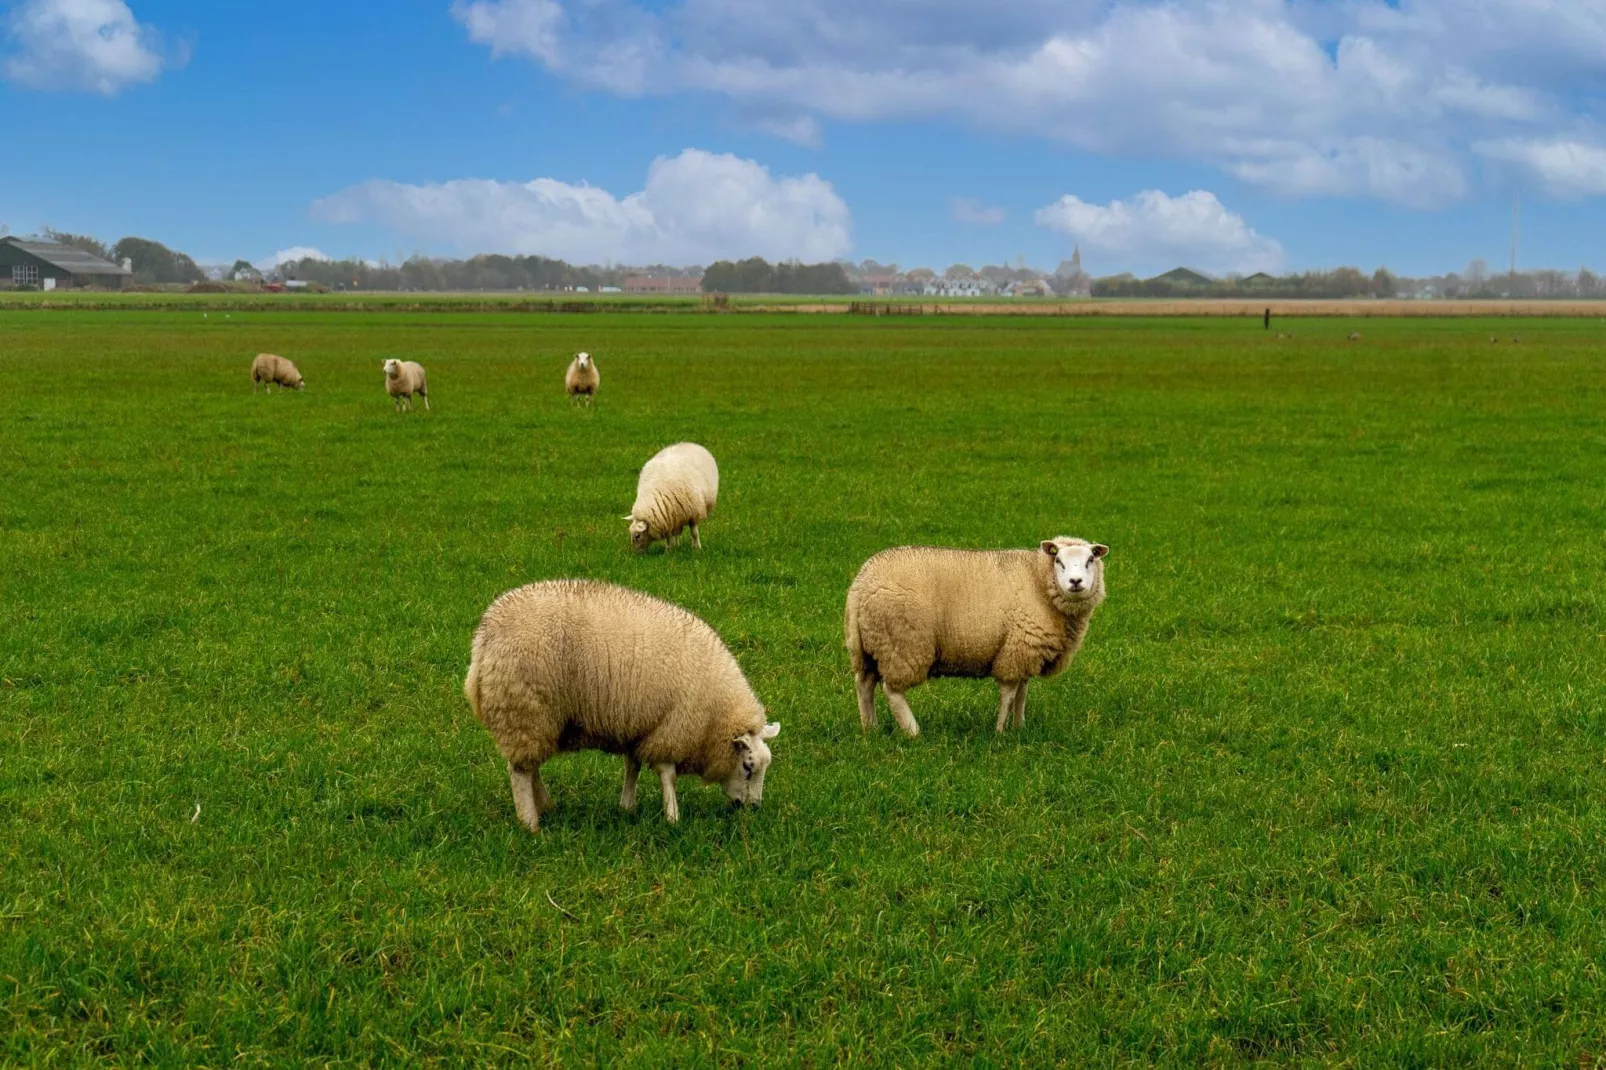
[4,0,1606,276]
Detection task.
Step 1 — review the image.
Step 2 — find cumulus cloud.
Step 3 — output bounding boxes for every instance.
[452,0,1606,205]
[256,247,331,271]
[3,0,171,94]
[1035,189,1285,276]
[950,198,1005,226]
[310,149,852,265]
[1475,138,1606,199]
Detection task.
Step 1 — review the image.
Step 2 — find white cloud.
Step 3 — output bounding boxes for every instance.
[1034,189,1285,276]
[256,247,331,271]
[1475,137,1606,199]
[310,149,852,265]
[453,0,1606,205]
[3,0,170,94]
[452,0,565,65]
[750,114,822,148]
[950,197,1005,226]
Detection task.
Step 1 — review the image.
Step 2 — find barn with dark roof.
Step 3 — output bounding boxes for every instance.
[0,236,132,290]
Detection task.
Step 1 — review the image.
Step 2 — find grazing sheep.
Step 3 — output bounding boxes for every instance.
[1490,335,1499,343]
[251,353,304,392]
[845,537,1108,737]
[626,442,719,552]
[565,352,599,406]
[464,579,781,830]
[1347,331,1362,342]
[382,358,429,412]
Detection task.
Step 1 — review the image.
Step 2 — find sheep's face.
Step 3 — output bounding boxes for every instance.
[291,376,305,390]
[725,722,780,807]
[1042,538,1107,602]
[383,359,400,379]
[575,352,592,372]
[628,517,651,552]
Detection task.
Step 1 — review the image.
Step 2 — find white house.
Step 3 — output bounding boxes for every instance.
[923,277,997,297]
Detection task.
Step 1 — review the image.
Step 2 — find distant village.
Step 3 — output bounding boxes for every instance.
[6,229,1601,301]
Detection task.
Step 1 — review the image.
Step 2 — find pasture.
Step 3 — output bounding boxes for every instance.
[2,310,1604,1064]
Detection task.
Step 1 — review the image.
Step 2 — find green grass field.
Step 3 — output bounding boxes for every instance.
[3,311,1604,1064]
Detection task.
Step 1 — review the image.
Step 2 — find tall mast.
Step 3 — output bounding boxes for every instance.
[1510,191,1519,293]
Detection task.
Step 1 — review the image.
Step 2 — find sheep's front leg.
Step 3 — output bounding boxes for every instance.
[996,682,1021,733]
[657,763,680,823]
[533,768,554,814]
[855,672,879,731]
[422,393,430,411]
[621,755,640,811]
[884,687,921,738]
[508,761,541,832]
[1011,680,1029,729]
[689,521,702,549]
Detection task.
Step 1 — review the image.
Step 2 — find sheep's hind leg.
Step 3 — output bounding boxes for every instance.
[884,687,921,738]
[855,671,879,731]
[621,755,641,811]
[657,764,680,823]
[508,761,542,832]
[1011,680,1029,729]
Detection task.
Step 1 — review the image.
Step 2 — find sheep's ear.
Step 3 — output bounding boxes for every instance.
[731,735,750,752]
[1091,544,1109,559]
[621,514,635,521]
[1040,541,1059,556]
[761,723,780,740]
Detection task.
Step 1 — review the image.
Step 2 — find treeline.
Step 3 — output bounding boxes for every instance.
[700,258,856,294]
[45,229,205,285]
[279,254,631,292]
[1094,267,1398,299]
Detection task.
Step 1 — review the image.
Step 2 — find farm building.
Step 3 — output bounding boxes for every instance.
[0,236,132,290]
[624,275,703,295]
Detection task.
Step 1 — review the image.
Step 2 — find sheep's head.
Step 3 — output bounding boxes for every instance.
[575,352,592,371]
[625,515,651,552]
[724,722,780,807]
[383,358,400,379]
[1041,537,1107,603]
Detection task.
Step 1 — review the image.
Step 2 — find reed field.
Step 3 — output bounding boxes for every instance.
[2,310,1604,1064]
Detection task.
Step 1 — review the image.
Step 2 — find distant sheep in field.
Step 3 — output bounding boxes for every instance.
[565,352,599,406]
[1347,331,1362,342]
[382,359,429,412]
[464,579,781,830]
[845,537,1108,737]
[627,442,719,552]
[251,353,304,392]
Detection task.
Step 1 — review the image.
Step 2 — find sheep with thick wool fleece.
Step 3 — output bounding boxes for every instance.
[464,579,781,830]
[627,442,719,552]
[383,359,428,411]
[845,537,1108,737]
[251,353,304,392]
